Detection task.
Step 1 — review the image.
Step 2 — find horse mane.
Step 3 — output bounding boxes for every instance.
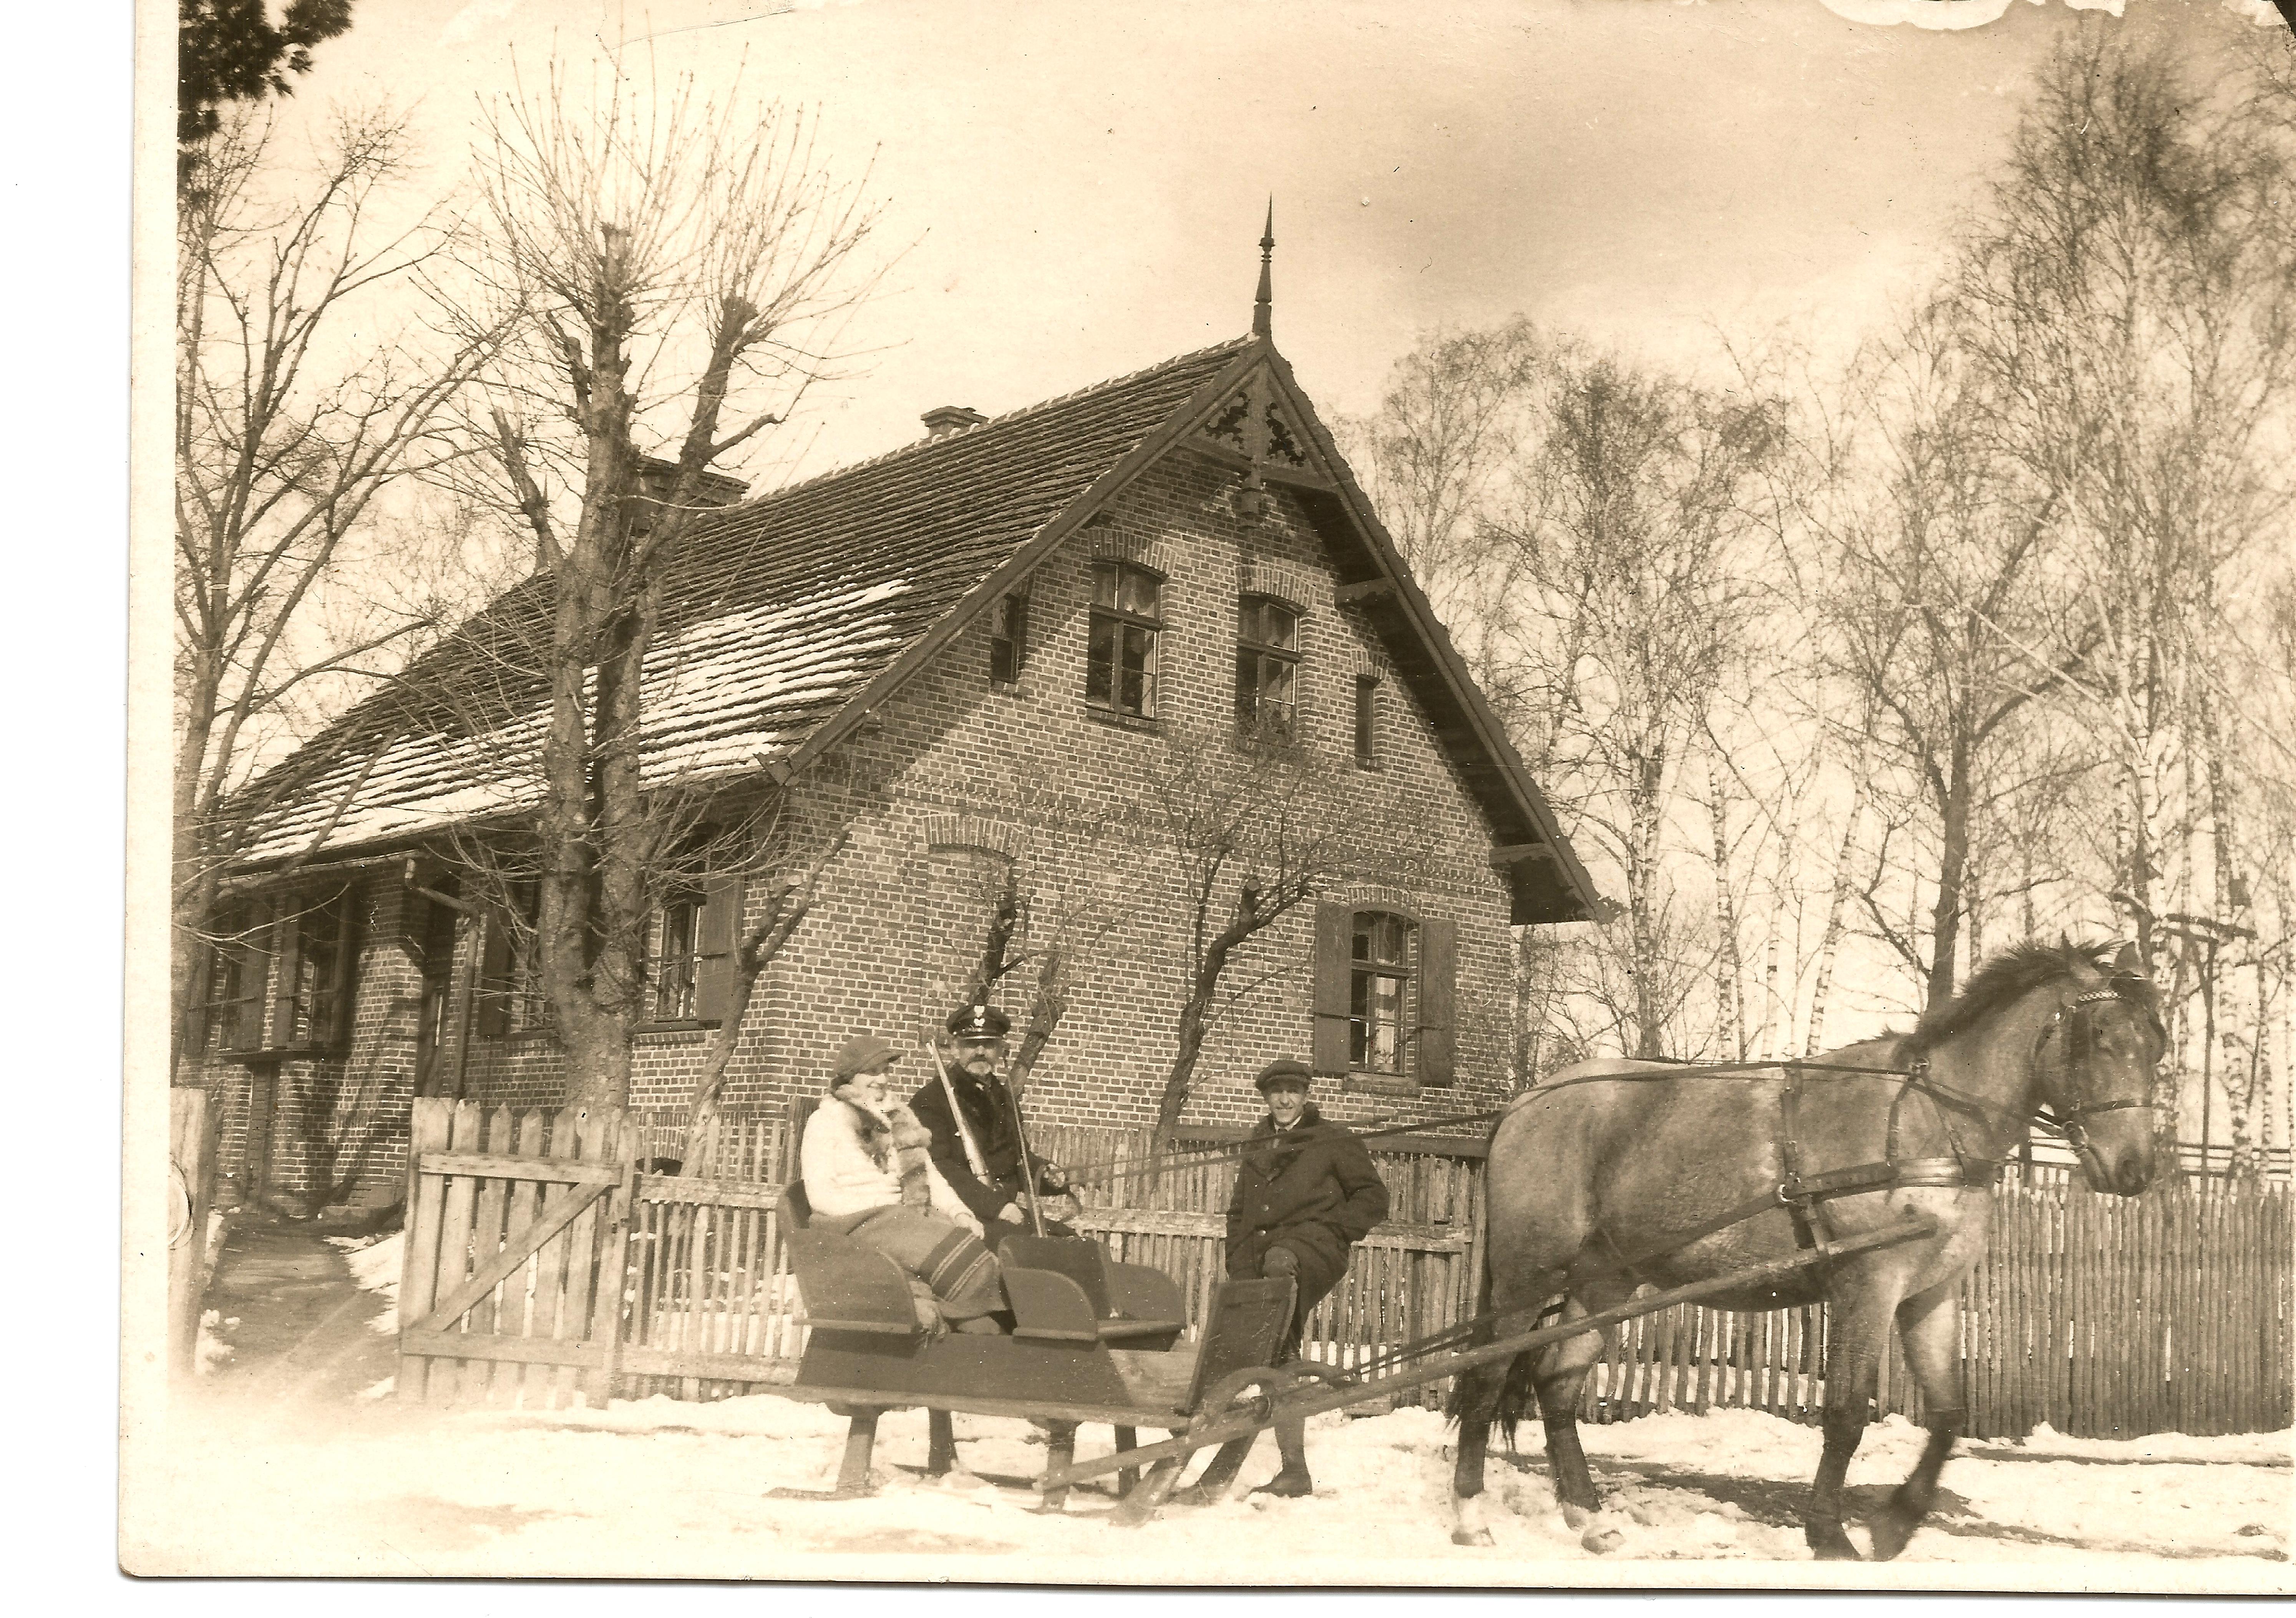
[1895,937,2124,1061]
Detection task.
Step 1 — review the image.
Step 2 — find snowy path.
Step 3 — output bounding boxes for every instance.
[125,1385,2291,1588]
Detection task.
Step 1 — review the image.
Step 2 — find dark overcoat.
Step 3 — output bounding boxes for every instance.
[1224,1103,1390,1316]
[909,1063,1062,1227]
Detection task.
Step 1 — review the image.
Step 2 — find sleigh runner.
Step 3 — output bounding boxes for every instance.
[772,1157,1941,1518]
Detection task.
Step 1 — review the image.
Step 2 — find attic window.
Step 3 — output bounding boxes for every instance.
[1236,594,1299,742]
[1353,675,1381,768]
[1086,561,1162,720]
[989,586,1029,687]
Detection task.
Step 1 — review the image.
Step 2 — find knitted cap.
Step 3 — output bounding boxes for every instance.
[833,1033,901,1081]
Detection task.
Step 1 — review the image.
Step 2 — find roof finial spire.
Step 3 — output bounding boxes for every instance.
[1252,197,1274,340]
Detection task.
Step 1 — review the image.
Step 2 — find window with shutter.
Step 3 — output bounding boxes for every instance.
[1312,903,1459,1087]
[227,902,272,1053]
[1415,918,1458,1086]
[474,913,514,1038]
[1310,902,1353,1074]
[692,872,742,1023]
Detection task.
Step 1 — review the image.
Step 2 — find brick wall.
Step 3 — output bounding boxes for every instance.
[196,438,1541,1207]
[672,444,1523,1136]
[188,875,426,1210]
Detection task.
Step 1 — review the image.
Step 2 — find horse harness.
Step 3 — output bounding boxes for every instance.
[1322,976,2162,1386]
[1576,976,2160,1281]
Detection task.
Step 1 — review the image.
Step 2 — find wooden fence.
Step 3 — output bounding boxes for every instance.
[401,1102,2290,1437]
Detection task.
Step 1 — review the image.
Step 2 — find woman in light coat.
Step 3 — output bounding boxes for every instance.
[800,1034,1006,1332]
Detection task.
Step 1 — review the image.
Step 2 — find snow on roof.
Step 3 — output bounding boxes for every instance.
[236,336,1254,866]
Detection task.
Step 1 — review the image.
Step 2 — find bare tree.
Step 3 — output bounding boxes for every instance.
[948,858,1123,1099]
[173,105,503,1076]
[1810,290,2097,1014]
[1130,725,1389,1147]
[678,815,850,1161]
[457,62,881,1109]
[1488,355,1782,1057]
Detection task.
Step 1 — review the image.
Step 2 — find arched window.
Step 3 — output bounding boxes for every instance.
[1312,902,1457,1087]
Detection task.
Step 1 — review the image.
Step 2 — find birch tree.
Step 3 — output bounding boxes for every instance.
[1489,355,1781,1058]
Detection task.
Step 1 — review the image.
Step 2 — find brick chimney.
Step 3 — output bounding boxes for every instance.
[922,405,987,438]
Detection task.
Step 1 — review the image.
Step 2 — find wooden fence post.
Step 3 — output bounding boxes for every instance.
[586,1115,636,1407]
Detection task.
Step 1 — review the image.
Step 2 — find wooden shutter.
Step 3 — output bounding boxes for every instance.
[267,901,303,1048]
[229,902,272,1051]
[1415,917,1458,1087]
[1310,902,1353,1075]
[324,892,361,1048]
[474,913,513,1038]
[693,871,743,1024]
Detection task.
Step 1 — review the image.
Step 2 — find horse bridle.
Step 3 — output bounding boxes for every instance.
[2029,979,2162,1177]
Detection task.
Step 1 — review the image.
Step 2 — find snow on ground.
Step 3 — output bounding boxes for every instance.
[327,1230,402,1334]
[194,1310,236,1374]
[123,1384,2292,1588]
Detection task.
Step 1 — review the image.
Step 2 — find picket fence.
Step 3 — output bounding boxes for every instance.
[398,1101,2291,1438]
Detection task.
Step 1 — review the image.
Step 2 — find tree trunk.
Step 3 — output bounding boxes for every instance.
[1805,772,1867,1058]
[1007,944,1070,1101]
[1924,745,1972,1014]
[1153,892,1257,1150]
[1629,746,1667,1059]
[1706,754,1744,1059]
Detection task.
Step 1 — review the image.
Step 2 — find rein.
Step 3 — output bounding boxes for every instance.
[1334,975,2162,1389]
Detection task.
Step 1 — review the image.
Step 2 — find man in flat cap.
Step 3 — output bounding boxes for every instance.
[910,1002,1078,1247]
[1182,1058,1389,1501]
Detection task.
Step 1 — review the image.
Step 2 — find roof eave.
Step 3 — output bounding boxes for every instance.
[1257,349,1609,927]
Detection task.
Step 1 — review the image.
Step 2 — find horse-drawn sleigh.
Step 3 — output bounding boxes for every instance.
[772,939,2165,1559]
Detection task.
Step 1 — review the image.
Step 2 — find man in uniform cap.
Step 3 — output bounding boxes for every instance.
[1179,1057,1389,1501]
[910,1002,1077,1247]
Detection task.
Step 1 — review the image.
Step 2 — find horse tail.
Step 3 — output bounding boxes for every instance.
[1443,1099,1551,1449]
[1442,1211,1544,1450]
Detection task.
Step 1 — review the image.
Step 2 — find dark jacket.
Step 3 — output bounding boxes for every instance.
[1224,1103,1390,1310]
[910,1061,1062,1226]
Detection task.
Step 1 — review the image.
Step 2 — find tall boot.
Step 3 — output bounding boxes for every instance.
[1171,1435,1256,1505]
[1250,1412,1312,1498]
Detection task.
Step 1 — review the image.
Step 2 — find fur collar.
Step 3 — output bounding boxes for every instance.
[829,1084,937,1208]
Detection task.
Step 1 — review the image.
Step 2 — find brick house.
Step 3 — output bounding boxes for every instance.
[186,322,1603,1212]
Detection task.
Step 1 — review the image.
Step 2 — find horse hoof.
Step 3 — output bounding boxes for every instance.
[1452,1527,1496,1547]
[1866,1509,1918,1562]
[1581,1525,1625,1555]
[1560,1503,1593,1529]
[1807,1522,1860,1561]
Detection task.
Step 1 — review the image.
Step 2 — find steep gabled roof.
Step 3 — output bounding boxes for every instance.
[236,337,1257,865]
[236,331,1604,924]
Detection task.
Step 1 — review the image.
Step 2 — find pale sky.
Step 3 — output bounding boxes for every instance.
[290,0,2279,487]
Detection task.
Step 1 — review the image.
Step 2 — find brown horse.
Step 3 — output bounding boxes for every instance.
[1447,939,2165,1560]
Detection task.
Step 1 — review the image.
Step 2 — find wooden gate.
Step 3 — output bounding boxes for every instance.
[398,1099,634,1407]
